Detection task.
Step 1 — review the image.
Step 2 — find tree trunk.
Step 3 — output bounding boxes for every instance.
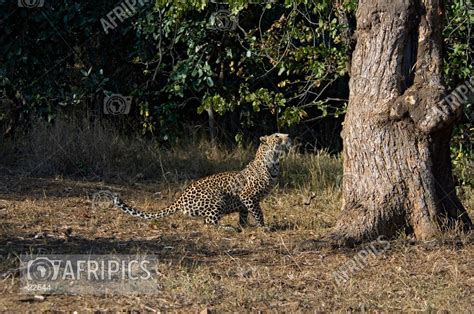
[207,107,217,147]
[327,0,472,246]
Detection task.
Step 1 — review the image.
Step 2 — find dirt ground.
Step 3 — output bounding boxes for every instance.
[0,174,473,311]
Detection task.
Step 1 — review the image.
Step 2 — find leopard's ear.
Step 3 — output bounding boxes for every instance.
[260,136,268,143]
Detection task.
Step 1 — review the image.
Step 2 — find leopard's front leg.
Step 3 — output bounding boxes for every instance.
[243,198,265,227]
[239,209,249,227]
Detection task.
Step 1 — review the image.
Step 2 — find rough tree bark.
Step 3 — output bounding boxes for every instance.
[326,0,472,246]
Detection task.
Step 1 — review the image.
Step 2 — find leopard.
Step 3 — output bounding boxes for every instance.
[112,133,291,228]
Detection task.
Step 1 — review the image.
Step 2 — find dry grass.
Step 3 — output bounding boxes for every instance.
[1,117,255,182]
[0,118,473,311]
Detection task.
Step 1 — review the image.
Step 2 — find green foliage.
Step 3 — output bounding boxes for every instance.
[444,0,473,187]
[0,0,471,169]
[137,0,352,136]
[0,0,352,143]
[444,0,474,85]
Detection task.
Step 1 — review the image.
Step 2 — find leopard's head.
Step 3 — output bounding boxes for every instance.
[259,133,292,159]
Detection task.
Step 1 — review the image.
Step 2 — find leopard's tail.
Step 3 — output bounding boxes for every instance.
[112,195,179,220]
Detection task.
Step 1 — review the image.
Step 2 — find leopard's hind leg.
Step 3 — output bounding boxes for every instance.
[204,205,224,225]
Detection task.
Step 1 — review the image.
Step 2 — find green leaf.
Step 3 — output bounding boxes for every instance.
[206,77,214,87]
